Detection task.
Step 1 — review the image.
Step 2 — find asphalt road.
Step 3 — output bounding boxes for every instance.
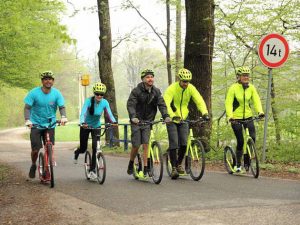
[0,127,299,224]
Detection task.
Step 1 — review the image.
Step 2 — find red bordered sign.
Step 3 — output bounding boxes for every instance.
[258,33,289,68]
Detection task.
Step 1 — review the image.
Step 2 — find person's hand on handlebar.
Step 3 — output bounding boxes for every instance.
[172,116,181,123]
[164,117,172,123]
[60,116,68,126]
[25,120,33,128]
[131,118,139,124]
[258,113,265,119]
[228,118,236,124]
[109,122,118,127]
[202,114,210,122]
[81,123,88,128]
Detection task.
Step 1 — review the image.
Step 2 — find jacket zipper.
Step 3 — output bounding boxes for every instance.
[243,87,246,119]
[180,89,185,118]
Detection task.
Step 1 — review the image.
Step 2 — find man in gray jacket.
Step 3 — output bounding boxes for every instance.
[127,69,171,176]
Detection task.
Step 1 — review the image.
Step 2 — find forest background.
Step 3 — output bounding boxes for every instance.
[0,0,299,166]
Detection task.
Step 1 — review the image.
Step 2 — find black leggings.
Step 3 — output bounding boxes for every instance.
[78,127,100,171]
[231,119,256,167]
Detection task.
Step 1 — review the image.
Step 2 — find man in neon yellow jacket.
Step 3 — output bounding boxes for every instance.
[164,68,210,179]
[225,66,264,172]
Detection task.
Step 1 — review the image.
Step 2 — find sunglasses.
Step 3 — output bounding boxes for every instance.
[42,77,54,80]
[182,80,190,83]
[94,93,104,96]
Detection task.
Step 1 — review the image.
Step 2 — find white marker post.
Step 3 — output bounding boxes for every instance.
[258,33,289,162]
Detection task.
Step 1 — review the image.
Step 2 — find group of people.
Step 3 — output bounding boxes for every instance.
[24,66,264,180]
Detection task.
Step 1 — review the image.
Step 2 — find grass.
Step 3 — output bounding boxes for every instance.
[0,164,9,183]
[288,167,300,174]
[55,123,79,141]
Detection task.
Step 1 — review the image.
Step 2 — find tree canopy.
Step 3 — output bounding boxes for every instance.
[0,0,73,89]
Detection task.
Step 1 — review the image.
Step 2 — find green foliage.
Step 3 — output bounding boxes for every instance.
[0,80,28,127]
[0,0,74,89]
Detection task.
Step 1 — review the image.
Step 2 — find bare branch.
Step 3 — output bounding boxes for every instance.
[127,0,166,49]
[66,0,80,17]
[112,28,136,49]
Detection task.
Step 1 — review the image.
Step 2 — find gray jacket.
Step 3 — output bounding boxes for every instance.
[127,82,169,121]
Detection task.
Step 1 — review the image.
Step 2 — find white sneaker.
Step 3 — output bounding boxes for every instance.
[89,171,97,180]
[73,159,78,164]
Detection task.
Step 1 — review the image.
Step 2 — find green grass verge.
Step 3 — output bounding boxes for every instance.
[0,164,9,183]
[55,123,79,141]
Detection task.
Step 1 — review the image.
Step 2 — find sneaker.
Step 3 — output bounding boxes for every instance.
[171,167,179,179]
[29,164,37,178]
[176,165,185,175]
[127,161,133,175]
[73,148,79,164]
[89,171,97,180]
[234,166,241,173]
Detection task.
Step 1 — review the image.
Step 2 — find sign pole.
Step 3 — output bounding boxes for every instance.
[258,33,289,163]
[262,68,272,163]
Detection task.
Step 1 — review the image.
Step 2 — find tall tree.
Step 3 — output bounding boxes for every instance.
[184,0,215,143]
[175,0,182,79]
[97,0,119,144]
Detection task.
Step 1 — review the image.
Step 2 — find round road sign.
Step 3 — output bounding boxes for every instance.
[258,33,289,68]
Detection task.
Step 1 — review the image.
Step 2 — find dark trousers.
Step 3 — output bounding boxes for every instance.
[75,127,100,171]
[167,122,189,167]
[231,119,256,167]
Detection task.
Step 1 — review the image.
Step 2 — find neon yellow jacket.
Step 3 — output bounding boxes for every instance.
[225,82,263,119]
[164,82,208,119]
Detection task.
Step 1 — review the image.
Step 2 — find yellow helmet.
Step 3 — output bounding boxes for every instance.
[178,68,192,81]
[93,82,106,94]
[141,69,154,79]
[236,66,250,76]
[40,71,55,79]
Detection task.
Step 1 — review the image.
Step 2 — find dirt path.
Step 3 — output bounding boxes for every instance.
[0,128,112,225]
[0,128,299,225]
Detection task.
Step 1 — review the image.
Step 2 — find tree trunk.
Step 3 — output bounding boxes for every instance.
[175,0,182,81]
[97,0,119,146]
[271,77,281,144]
[166,0,172,84]
[184,0,215,150]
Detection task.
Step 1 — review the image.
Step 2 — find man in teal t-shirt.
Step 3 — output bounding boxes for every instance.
[24,71,68,179]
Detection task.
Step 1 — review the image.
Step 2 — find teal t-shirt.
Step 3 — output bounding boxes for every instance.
[24,87,65,128]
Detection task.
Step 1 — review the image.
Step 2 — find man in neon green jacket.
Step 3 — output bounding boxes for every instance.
[225,66,264,172]
[164,68,210,179]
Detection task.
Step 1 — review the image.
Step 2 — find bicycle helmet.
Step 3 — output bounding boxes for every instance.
[93,82,106,94]
[40,71,55,79]
[236,66,250,76]
[141,69,154,78]
[178,68,192,81]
